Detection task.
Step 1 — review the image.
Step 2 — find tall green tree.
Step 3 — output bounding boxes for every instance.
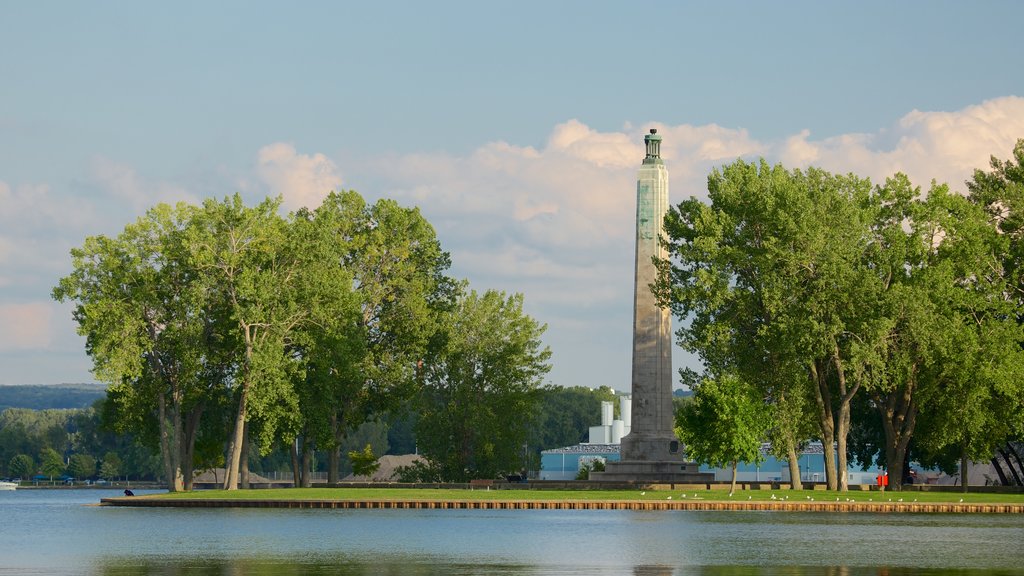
[39,447,65,479]
[658,160,879,490]
[67,453,96,480]
[186,195,311,490]
[9,454,34,480]
[416,289,551,481]
[54,202,231,491]
[100,451,123,480]
[292,192,454,484]
[675,374,770,494]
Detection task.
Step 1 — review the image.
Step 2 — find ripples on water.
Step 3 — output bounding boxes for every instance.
[1,490,1021,575]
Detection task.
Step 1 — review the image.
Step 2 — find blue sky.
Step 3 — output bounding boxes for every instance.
[2,1,1023,389]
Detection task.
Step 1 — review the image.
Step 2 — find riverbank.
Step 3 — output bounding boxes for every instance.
[99,487,1024,513]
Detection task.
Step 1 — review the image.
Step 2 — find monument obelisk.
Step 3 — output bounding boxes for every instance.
[593,129,711,483]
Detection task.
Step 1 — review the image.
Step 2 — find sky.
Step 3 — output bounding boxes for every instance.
[2,1,1024,391]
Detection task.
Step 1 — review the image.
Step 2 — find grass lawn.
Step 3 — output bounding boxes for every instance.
[146,487,1024,505]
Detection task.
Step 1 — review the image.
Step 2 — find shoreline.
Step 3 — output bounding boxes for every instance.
[99,496,1024,513]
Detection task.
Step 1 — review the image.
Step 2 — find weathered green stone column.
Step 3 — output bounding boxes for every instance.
[620,129,679,462]
[593,130,712,484]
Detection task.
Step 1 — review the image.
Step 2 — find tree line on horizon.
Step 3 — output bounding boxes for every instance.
[0,384,622,483]
[667,140,1024,492]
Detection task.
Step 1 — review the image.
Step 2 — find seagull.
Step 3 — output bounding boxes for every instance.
[681,494,686,498]
[667,496,672,500]
[959,498,964,503]
[748,496,752,500]
[640,491,645,496]
[898,498,903,502]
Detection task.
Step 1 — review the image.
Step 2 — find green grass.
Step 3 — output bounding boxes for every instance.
[144,487,1024,505]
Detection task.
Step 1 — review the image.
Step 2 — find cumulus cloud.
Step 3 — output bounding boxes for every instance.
[0,302,53,350]
[90,157,198,211]
[255,143,343,211]
[775,96,1024,192]
[341,96,1024,387]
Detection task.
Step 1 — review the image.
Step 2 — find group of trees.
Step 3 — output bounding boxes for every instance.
[662,141,1024,491]
[0,404,160,481]
[54,191,551,491]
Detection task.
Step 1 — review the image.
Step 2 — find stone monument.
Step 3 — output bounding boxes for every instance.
[592,129,712,484]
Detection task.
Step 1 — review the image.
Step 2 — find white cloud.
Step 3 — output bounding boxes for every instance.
[255,143,343,211]
[90,157,198,211]
[343,96,1024,388]
[0,302,53,350]
[776,96,1024,192]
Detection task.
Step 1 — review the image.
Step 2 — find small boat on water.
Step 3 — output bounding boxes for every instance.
[0,481,18,490]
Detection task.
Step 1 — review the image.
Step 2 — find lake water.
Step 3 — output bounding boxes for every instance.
[0,489,1022,575]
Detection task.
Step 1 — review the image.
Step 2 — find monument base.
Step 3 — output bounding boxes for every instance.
[590,460,714,484]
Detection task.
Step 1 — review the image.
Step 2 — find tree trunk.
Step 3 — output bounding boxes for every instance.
[223,379,249,490]
[1007,443,1024,484]
[786,442,803,490]
[809,360,837,490]
[960,450,969,494]
[831,346,860,493]
[182,405,203,491]
[224,329,255,491]
[239,421,250,490]
[169,397,185,492]
[327,414,341,485]
[876,365,918,493]
[998,448,1023,486]
[158,394,173,491]
[300,440,313,488]
[730,461,738,495]
[991,455,1010,487]
[290,438,301,487]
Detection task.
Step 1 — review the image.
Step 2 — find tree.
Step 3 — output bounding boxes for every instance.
[348,444,381,478]
[9,454,34,480]
[67,454,96,480]
[675,374,769,494]
[291,192,454,485]
[416,289,551,481]
[100,451,123,480]
[54,201,231,491]
[186,195,310,490]
[39,447,64,479]
[658,159,879,490]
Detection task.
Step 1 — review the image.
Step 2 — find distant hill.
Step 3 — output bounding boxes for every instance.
[673,389,694,398]
[0,383,107,411]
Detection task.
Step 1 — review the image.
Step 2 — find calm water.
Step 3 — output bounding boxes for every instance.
[0,489,1022,575]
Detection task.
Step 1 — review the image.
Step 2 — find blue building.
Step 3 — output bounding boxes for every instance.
[540,441,886,484]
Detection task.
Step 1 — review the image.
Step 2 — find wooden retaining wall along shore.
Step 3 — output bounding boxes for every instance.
[99,498,1024,513]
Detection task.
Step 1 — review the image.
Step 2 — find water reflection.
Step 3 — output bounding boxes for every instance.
[92,559,1024,576]
[4,491,1022,576]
